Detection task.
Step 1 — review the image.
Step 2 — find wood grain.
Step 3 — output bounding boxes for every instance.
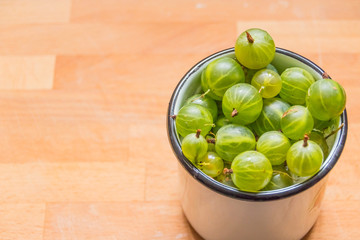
[71,0,360,22]
[0,162,145,202]
[0,0,359,239]
[0,204,45,240]
[0,23,236,55]
[43,201,203,240]
[0,0,71,24]
[0,56,55,89]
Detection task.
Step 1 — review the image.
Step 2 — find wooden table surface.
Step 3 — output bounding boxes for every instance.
[0,1,359,239]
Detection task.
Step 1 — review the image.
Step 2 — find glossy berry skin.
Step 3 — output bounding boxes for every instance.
[175,104,213,137]
[252,98,290,136]
[215,124,256,162]
[313,117,335,131]
[235,28,275,69]
[244,68,258,84]
[286,140,324,177]
[280,67,315,105]
[309,131,329,158]
[256,131,291,165]
[244,64,278,84]
[197,152,224,177]
[212,115,230,134]
[281,105,314,140]
[262,165,293,191]
[215,162,236,188]
[201,57,245,100]
[306,79,346,121]
[251,69,282,98]
[266,64,278,73]
[222,83,263,125]
[231,151,273,192]
[185,94,218,121]
[181,132,208,164]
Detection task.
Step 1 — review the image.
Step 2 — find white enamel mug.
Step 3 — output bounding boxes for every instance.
[167,48,347,240]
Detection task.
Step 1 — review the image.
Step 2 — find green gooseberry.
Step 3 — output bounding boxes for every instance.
[281,105,314,140]
[215,124,256,162]
[262,164,293,191]
[222,83,263,125]
[197,151,224,177]
[251,69,282,98]
[215,162,236,188]
[185,93,218,121]
[201,57,245,100]
[286,135,324,177]
[181,130,208,164]
[309,131,329,158]
[280,67,315,105]
[252,98,290,136]
[244,64,278,84]
[212,114,230,134]
[306,78,346,121]
[175,104,213,137]
[230,151,273,192]
[313,117,336,131]
[206,135,216,152]
[256,131,291,165]
[235,28,276,69]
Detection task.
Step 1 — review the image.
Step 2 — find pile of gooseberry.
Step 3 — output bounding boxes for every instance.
[171,28,346,192]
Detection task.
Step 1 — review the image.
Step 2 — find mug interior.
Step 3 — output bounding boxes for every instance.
[167,48,348,201]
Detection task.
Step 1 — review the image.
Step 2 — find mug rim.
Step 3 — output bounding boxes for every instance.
[167,47,348,201]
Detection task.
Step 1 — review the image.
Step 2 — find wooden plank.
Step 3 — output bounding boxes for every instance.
[0,203,45,240]
[129,123,179,201]
[43,201,203,240]
[0,0,358,239]
[53,53,360,93]
[0,162,145,202]
[0,92,130,163]
[0,0,71,24]
[0,22,360,55]
[304,200,360,240]
[54,54,206,91]
[237,21,360,55]
[325,127,360,201]
[70,0,360,23]
[0,23,237,55]
[315,53,360,87]
[0,56,55,90]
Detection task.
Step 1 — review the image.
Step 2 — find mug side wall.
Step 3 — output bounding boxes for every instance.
[179,163,327,240]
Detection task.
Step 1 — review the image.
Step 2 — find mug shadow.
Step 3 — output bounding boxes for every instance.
[183,211,315,240]
[301,225,315,240]
[182,212,204,240]
[188,223,205,240]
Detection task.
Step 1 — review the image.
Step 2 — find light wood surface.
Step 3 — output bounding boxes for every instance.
[0,1,359,239]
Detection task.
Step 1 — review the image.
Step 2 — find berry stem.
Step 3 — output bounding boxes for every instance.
[201,89,210,97]
[170,115,176,119]
[206,138,216,144]
[191,89,210,102]
[259,86,265,94]
[208,131,216,137]
[223,168,233,174]
[246,31,254,43]
[322,72,330,79]
[303,134,309,147]
[272,170,294,180]
[195,129,201,138]
[198,162,210,166]
[231,108,238,117]
[325,123,344,140]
